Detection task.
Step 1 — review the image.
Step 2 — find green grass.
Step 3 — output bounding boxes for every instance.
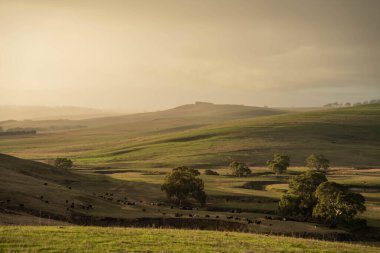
[1,226,379,253]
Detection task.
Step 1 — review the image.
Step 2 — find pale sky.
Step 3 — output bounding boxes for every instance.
[0,0,379,111]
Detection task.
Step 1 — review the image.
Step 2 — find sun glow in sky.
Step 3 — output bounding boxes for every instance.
[1,0,379,111]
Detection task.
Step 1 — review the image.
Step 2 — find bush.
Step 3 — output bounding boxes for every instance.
[204,169,219,175]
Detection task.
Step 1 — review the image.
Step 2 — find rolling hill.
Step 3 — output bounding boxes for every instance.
[0,103,379,168]
[89,103,380,168]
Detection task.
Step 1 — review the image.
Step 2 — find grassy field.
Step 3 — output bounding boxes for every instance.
[1,226,379,253]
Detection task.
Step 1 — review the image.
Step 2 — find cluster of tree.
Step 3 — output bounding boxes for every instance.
[229,153,328,177]
[323,102,352,108]
[54,158,73,169]
[323,99,380,108]
[161,166,206,206]
[279,171,366,227]
[0,127,37,136]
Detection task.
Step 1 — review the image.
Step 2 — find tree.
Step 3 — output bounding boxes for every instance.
[267,154,290,174]
[161,166,206,206]
[229,161,251,177]
[313,182,366,226]
[283,171,327,216]
[204,169,219,176]
[306,154,329,172]
[54,158,73,169]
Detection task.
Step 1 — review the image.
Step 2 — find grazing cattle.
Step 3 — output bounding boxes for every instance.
[264,216,272,220]
[175,213,182,217]
[70,203,74,208]
[234,217,240,221]
[188,214,193,217]
[269,224,272,226]
[40,196,44,200]
[45,200,49,204]
[6,199,10,203]
[215,216,219,219]
[65,200,68,203]
[162,213,166,215]
[247,219,253,224]
[68,187,72,190]
[282,217,287,221]
[254,220,261,225]
[19,204,24,207]
[205,214,210,218]
[44,183,48,186]
[227,216,233,219]
[170,206,174,209]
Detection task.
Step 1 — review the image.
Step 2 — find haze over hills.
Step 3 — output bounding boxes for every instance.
[0,105,120,121]
[0,102,288,132]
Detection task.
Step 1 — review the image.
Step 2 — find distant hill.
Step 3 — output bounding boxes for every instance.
[0,102,289,132]
[0,105,117,121]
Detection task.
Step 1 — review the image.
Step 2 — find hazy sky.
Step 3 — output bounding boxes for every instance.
[1,0,379,111]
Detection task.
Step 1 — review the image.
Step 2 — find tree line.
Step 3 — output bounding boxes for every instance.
[160,153,365,228]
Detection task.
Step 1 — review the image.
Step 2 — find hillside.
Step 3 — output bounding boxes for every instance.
[0,104,379,167]
[77,104,380,168]
[0,153,167,224]
[1,226,379,253]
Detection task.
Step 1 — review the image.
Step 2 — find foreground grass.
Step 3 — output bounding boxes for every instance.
[0,226,379,253]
